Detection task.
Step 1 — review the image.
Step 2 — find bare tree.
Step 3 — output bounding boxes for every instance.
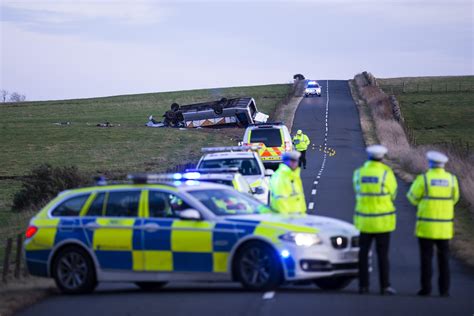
[0,89,8,102]
[9,92,26,102]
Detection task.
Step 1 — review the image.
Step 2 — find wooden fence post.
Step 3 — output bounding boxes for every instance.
[402,81,405,93]
[2,238,13,282]
[14,234,23,279]
[417,83,419,93]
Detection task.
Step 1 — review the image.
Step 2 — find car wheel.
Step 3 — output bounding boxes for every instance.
[313,276,354,291]
[235,241,282,291]
[52,246,97,294]
[135,282,168,291]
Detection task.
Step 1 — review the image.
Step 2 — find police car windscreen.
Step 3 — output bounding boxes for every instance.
[307,83,319,88]
[199,158,261,176]
[188,189,272,216]
[250,129,281,147]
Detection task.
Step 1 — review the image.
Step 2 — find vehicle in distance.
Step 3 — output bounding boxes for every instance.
[242,123,293,169]
[304,80,322,97]
[162,97,269,128]
[196,146,273,204]
[24,175,359,294]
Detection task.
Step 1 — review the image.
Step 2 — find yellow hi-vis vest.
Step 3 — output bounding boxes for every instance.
[270,164,306,214]
[353,160,397,233]
[407,168,459,239]
[293,134,310,152]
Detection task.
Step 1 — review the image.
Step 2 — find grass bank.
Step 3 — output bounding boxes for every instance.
[0,83,291,243]
[349,73,474,267]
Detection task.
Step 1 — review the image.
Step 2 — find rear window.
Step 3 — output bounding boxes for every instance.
[250,129,282,147]
[52,194,89,217]
[199,158,261,176]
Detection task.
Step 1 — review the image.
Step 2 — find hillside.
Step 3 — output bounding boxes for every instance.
[0,83,291,237]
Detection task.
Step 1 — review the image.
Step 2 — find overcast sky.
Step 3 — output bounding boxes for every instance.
[1,0,473,101]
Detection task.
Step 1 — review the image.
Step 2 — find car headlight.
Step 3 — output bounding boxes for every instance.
[279,232,322,247]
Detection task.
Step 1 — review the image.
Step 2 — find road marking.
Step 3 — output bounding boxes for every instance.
[310,80,330,207]
[262,291,275,300]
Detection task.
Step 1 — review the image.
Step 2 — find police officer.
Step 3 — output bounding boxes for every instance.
[269,151,306,214]
[292,130,310,169]
[407,151,459,297]
[353,145,397,295]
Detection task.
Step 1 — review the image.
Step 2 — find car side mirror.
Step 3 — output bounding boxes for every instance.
[264,169,274,176]
[253,186,265,195]
[179,209,201,220]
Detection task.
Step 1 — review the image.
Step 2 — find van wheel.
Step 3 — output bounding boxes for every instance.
[235,241,282,291]
[135,282,168,291]
[171,103,180,112]
[213,104,224,115]
[313,276,353,291]
[52,246,97,294]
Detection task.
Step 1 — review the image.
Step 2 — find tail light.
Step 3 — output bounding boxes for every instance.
[25,226,38,239]
[285,141,293,152]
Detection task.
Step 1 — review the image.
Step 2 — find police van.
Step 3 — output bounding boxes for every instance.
[242,123,293,169]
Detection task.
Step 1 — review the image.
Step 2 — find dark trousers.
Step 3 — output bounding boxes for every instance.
[359,232,391,289]
[418,238,450,294]
[298,150,307,168]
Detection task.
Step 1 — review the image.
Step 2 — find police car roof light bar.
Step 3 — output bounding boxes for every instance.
[185,168,240,174]
[201,145,261,153]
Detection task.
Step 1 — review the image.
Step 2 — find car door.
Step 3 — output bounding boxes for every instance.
[83,190,143,271]
[142,189,238,274]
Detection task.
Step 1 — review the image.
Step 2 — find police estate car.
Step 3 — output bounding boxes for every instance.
[197,146,273,204]
[24,175,359,294]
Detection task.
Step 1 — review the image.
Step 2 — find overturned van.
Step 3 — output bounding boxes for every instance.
[163,97,269,128]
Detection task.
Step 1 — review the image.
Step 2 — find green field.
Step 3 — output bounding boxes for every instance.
[378,76,474,148]
[0,84,290,237]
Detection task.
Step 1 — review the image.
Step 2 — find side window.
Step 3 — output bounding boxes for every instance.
[52,194,90,217]
[148,191,192,218]
[87,192,105,216]
[105,191,141,217]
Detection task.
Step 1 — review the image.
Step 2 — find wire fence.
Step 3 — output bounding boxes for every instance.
[379,82,474,95]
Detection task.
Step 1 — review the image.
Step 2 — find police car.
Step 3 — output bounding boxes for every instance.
[197,146,273,204]
[24,175,359,294]
[304,80,322,97]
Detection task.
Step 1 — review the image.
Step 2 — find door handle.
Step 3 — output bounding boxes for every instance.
[84,222,101,231]
[143,222,160,233]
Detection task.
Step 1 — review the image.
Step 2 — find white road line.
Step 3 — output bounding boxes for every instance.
[311,80,330,204]
[262,291,275,300]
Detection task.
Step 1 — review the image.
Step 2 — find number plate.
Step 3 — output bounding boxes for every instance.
[339,251,358,260]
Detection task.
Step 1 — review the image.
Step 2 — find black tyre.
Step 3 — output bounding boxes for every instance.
[235,241,282,291]
[52,246,97,294]
[176,111,184,122]
[171,103,180,112]
[135,282,168,291]
[219,97,228,105]
[165,110,177,120]
[313,276,354,291]
[213,104,224,115]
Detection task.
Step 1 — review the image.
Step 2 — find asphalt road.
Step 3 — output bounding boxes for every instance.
[18,80,474,316]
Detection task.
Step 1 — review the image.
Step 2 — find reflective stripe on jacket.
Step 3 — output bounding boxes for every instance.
[270,164,306,214]
[407,168,459,239]
[293,134,310,152]
[353,160,397,233]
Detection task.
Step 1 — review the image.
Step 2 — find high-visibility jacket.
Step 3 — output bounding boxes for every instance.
[353,160,397,233]
[293,134,310,152]
[407,168,459,239]
[270,164,306,214]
